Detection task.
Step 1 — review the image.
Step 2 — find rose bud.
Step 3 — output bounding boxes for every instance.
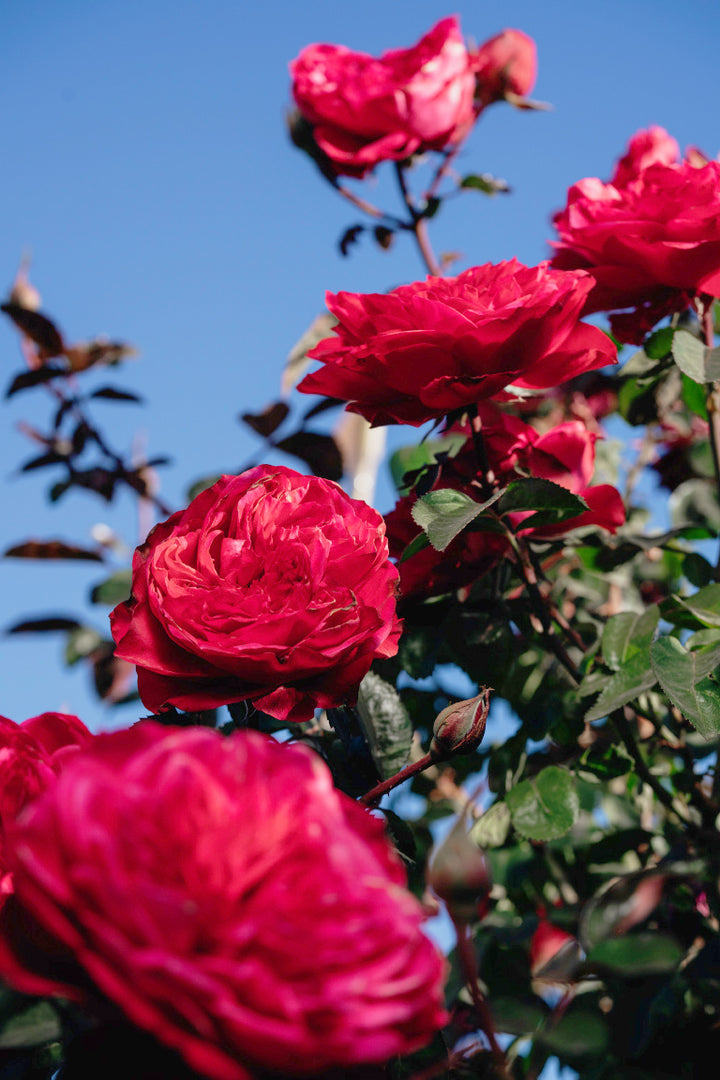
[428,818,492,923]
[472,29,537,107]
[530,920,583,984]
[430,690,490,761]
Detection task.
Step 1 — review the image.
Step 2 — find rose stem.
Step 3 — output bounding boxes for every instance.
[469,405,496,497]
[359,752,434,807]
[699,298,720,571]
[508,531,581,683]
[394,162,442,276]
[453,917,510,1077]
[423,144,462,201]
[335,183,405,229]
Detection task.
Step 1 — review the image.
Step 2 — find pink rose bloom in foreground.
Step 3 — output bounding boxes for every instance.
[290,16,476,176]
[298,260,617,427]
[111,466,401,721]
[552,126,720,342]
[0,711,92,897]
[471,29,537,107]
[0,724,447,1079]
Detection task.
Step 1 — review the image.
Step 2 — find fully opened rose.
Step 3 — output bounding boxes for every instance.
[298,259,617,427]
[0,724,447,1079]
[110,466,401,721]
[290,16,476,177]
[552,126,720,342]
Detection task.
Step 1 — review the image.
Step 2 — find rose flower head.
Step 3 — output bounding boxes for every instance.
[298,260,617,428]
[0,711,92,898]
[290,17,476,178]
[551,126,720,343]
[471,29,537,107]
[110,466,402,722]
[0,723,447,1078]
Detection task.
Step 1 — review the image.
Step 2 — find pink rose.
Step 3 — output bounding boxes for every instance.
[386,406,625,597]
[290,17,476,177]
[471,29,537,106]
[0,712,92,897]
[110,466,401,722]
[298,260,617,427]
[0,724,447,1079]
[552,127,720,342]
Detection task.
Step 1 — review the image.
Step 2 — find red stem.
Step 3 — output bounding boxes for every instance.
[359,753,434,807]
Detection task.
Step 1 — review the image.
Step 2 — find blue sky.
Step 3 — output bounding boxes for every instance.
[0,0,719,725]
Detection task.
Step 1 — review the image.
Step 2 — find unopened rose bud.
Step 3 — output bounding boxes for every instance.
[430,690,490,761]
[472,29,537,107]
[530,920,582,983]
[427,819,491,923]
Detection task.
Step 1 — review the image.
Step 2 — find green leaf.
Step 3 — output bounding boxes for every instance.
[397,531,430,564]
[587,933,683,975]
[491,997,546,1035]
[506,765,579,841]
[460,173,510,195]
[356,671,413,780]
[388,433,466,495]
[601,605,659,670]
[650,635,720,739]
[496,477,588,517]
[681,373,709,419]
[64,625,104,666]
[90,569,132,605]
[663,582,720,630]
[578,742,634,780]
[672,329,720,383]
[645,326,676,360]
[584,650,658,723]
[684,552,715,587]
[0,1001,61,1049]
[470,801,511,848]
[536,1012,609,1057]
[411,487,503,552]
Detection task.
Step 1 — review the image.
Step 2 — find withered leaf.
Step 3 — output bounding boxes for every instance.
[240,401,289,438]
[3,539,103,562]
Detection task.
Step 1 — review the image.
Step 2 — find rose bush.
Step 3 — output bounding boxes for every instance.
[552,126,720,342]
[110,466,401,721]
[298,260,617,427]
[471,29,537,107]
[0,711,92,898]
[386,406,624,597]
[290,16,476,177]
[0,723,447,1079]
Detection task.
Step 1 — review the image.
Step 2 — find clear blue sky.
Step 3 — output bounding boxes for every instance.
[0,0,719,726]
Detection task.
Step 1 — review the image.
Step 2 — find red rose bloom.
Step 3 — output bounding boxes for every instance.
[110,467,401,722]
[471,29,537,107]
[0,724,447,1078]
[298,260,617,427]
[0,712,92,897]
[290,17,476,177]
[386,406,625,597]
[551,127,720,343]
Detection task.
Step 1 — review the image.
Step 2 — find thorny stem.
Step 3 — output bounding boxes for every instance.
[423,144,462,201]
[359,753,434,807]
[394,163,442,276]
[453,918,510,1078]
[510,533,581,683]
[612,707,686,820]
[469,406,497,498]
[336,183,405,228]
[699,298,720,570]
[526,546,586,653]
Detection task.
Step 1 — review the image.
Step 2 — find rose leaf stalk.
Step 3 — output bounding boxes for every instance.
[394,162,442,277]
